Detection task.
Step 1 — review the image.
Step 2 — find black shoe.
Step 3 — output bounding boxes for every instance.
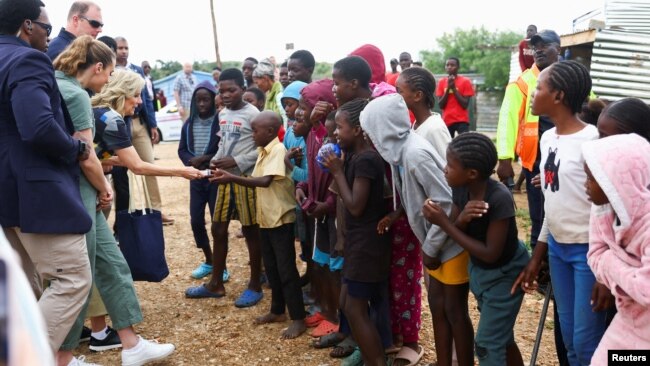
[80,326,92,343]
[89,327,122,352]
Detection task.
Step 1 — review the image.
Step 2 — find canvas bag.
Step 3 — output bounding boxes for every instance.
[116,171,169,282]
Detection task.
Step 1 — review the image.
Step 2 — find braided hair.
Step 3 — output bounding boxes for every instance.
[602,97,650,142]
[448,132,497,180]
[545,60,592,114]
[399,67,437,109]
[338,98,369,127]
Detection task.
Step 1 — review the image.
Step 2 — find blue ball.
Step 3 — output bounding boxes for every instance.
[316,143,341,172]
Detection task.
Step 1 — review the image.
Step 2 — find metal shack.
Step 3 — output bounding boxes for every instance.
[561,0,650,104]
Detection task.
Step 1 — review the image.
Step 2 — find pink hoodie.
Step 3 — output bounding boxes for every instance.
[582,133,650,360]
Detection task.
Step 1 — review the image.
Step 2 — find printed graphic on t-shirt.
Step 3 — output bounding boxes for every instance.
[220,120,242,156]
[544,147,560,192]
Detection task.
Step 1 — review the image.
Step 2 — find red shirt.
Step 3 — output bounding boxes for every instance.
[385,72,400,86]
[519,39,535,71]
[435,75,474,126]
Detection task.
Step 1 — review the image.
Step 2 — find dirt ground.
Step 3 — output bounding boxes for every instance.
[76,142,559,365]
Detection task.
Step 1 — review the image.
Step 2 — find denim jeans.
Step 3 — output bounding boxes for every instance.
[548,235,607,366]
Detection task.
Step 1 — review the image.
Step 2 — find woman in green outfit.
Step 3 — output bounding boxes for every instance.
[54,36,200,366]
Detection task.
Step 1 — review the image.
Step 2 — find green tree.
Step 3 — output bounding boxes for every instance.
[313,62,333,80]
[420,27,520,89]
[151,60,182,80]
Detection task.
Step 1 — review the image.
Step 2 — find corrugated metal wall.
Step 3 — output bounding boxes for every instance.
[508,51,520,83]
[590,29,650,104]
[605,0,650,34]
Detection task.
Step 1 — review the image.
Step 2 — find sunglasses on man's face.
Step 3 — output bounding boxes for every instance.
[32,21,52,36]
[79,15,104,29]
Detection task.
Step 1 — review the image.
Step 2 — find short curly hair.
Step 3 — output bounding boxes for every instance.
[0,0,44,35]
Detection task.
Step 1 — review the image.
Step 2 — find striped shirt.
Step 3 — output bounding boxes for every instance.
[192,116,213,154]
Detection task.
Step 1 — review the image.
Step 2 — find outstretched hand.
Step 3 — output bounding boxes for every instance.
[181,167,203,180]
[208,168,234,184]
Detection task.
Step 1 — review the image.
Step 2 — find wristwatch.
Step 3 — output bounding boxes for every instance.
[78,140,87,157]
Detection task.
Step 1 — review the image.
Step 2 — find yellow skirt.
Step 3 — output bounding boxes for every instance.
[427,250,470,285]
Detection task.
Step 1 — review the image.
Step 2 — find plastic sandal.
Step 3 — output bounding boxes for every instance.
[191,263,213,279]
[305,312,325,327]
[310,319,339,338]
[340,347,363,366]
[392,345,424,366]
[234,289,263,308]
[184,285,225,299]
[222,269,230,283]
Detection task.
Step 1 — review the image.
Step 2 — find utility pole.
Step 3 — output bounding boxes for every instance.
[210,0,222,69]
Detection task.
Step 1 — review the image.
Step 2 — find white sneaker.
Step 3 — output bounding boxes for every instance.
[69,355,102,366]
[121,336,175,366]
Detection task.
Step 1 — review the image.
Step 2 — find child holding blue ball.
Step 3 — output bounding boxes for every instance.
[322,98,391,365]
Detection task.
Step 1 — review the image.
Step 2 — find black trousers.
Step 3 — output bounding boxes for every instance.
[260,223,305,320]
[112,166,129,233]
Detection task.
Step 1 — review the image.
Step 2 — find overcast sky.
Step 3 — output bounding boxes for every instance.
[43,0,606,69]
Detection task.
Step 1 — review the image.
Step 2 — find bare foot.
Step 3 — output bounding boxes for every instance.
[281,320,306,339]
[254,312,287,325]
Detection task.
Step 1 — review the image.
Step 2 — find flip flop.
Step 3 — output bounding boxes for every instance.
[305,312,325,327]
[234,289,263,308]
[311,332,344,349]
[310,319,339,338]
[184,284,225,299]
[393,345,425,366]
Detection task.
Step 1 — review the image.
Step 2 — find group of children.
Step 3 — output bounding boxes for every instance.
[174,49,650,366]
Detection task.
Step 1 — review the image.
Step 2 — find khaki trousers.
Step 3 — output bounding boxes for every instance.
[4,227,91,353]
[130,117,162,210]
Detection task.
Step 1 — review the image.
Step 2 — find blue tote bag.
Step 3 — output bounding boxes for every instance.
[116,172,169,282]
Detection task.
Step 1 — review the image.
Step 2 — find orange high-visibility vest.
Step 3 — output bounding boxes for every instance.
[514,65,540,171]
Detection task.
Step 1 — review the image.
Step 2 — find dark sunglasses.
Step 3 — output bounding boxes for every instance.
[79,15,104,29]
[32,21,52,36]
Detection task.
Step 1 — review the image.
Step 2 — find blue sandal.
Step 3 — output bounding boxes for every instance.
[185,285,225,299]
[341,347,363,366]
[234,289,263,308]
[191,263,213,279]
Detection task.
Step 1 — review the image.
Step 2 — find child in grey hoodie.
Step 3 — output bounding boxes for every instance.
[360,94,474,365]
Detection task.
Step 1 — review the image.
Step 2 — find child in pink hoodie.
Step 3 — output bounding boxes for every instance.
[582,133,650,365]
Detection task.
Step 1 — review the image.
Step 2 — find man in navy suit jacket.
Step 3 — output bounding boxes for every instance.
[0,0,93,353]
